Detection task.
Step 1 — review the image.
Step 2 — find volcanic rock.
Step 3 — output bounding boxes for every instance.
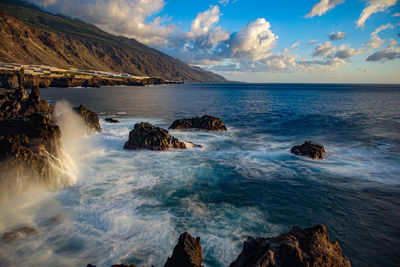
[124,122,200,151]
[73,104,101,133]
[105,117,120,123]
[290,141,326,160]
[164,232,204,267]
[169,115,227,131]
[230,224,350,267]
[1,226,38,243]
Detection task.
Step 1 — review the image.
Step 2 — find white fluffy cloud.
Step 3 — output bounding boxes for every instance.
[334,44,364,58]
[312,42,336,57]
[357,0,397,27]
[306,0,344,17]
[224,18,278,60]
[329,31,347,41]
[364,23,394,48]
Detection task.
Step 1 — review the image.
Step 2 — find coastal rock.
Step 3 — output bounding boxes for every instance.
[290,141,326,160]
[230,224,350,267]
[169,115,227,131]
[164,232,204,267]
[73,104,101,133]
[124,122,200,151]
[1,226,38,243]
[105,117,120,123]
[0,87,73,198]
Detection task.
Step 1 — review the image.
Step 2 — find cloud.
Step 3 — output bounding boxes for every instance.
[392,12,400,17]
[329,31,347,40]
[334,44,364,58]
[223,18,278,60]
[28,0,174,46]
[366,46,400,61]
[357,0,397,28]
[290,41,301,49]
[312,41,336,57]
[307,39,319,45]
[306,0,344,17]
[364,23,394,48]
[357,67,370,72]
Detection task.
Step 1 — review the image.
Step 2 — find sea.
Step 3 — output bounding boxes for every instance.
[0,83,399,266]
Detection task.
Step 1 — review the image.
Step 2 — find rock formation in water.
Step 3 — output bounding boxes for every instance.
[105,117,120,123]
[290,141,326,160]
[0,86,73,197]
[124,122,200,151]
[1,226,38,243]
[230,224,350,267]
[164,232,204,267]
[73,105,102,133]
[169,115,227,131]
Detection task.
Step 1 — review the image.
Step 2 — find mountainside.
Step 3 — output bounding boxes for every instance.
[0,0,226,82]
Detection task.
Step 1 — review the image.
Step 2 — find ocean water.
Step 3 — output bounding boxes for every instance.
[1,83,400,266]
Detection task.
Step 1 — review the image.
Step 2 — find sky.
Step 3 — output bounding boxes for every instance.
[29,0,400,83]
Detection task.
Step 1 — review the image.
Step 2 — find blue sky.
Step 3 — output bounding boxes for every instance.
[31,0,400,83]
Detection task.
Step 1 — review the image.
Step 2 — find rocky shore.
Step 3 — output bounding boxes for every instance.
[0,87,101,197]
[85,224,350,267]
[0,71,166,89]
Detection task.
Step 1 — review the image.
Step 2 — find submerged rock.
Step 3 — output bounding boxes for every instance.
[164,232,204,267]
[1,226,38,243]
[230,224,350,267]
[105,117,120,123]
[169,115,227,131]
[290,141,326,160]
[73,104,101,133]
[124,122,200,151]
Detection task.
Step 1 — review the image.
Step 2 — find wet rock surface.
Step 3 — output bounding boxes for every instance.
[124,122,200,151]
[290,141,326,160]
[73,104,102,133]
[164,232,204,267]
[230,224,350,267]
[105,117,120,123]
[0,87,72,196]
[169,115,227,131]
[1,226,38,243]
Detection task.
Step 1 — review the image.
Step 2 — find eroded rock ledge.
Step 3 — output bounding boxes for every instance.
[87,224,350,267]
[124,122,200,151]
[169,115,227,131]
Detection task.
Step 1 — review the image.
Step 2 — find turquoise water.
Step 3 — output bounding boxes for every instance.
[1,83,399,266]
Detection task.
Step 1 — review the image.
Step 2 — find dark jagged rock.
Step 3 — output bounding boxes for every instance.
[73,104,101,133]
[124,122,200,151]
[290,141,326,160]
[1,226,38,243]
[169,115,227,131]
[105,117,120,124]
[110,265,137,267]
[164,232,203,267]
[230,224,351,267]
[0,87,73,197]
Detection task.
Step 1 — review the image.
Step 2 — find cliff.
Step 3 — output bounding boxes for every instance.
[0,0,226,83]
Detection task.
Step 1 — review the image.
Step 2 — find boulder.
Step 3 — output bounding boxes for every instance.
[290,141,326,160]
[105,117,120,123]
[230,224,350,267]
[164,232,204,267]
[1,226,38,243]
[73,104,101,133]
[124,122,200,151]
[169,115,227,131]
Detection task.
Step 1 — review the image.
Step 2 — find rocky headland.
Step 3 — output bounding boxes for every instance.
[169,115,227,131]
[124,122,200,151]
[73,104,102,133]
[291,141,326,160]
[85,224,350,267]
